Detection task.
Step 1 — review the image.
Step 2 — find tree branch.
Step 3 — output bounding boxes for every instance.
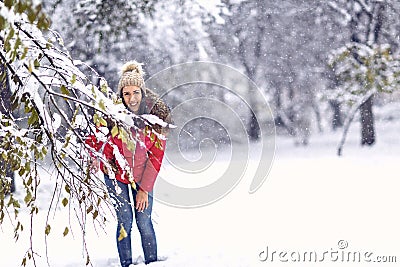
[327,1,352,24]
[337,89,376,156]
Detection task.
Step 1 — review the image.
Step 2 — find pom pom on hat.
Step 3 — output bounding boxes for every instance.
[121,61,145,76]
[117,61,145,94]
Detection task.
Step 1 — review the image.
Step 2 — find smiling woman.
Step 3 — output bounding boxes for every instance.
[122,85,142,114]
[117,61,147,115]
[86,61,171,267]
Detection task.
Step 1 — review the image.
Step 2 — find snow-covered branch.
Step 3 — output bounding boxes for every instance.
[327,1,352,24]
[354,0,373,14]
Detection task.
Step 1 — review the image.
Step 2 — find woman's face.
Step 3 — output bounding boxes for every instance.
[122,85,142,114]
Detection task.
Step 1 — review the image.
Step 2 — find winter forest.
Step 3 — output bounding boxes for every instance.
[1,0,400,267]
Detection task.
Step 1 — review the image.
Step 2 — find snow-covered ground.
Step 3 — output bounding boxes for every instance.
[1,114,399,267]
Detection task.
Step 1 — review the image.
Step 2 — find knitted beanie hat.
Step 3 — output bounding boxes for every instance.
[117,61,145,95]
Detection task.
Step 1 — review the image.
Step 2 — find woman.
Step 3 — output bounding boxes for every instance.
[87,61,170,266]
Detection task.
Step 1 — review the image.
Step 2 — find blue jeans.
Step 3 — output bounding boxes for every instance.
[104,175,157,266]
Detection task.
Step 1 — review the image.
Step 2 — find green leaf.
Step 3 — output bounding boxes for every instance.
[70,74,76,84]
[45,224,51,235]
[24,190,32,204]
[5,27,15,45]
[63,227,69,236]
[18,167,25,176]
[21,46,28,59]
[13,199,21,208]
[15,1,27,14]
[26,176,32,186]
[14,37,22,50]
[27,110,38,126]
[42,146,47,155]
[24,162,31,173]
[34,58,40,69]
[27,9,36,23]
[16,221,21,231]
[60,85,69,96]
[37,14,49,30]
[4,0,13,9]
[0,16,6,31]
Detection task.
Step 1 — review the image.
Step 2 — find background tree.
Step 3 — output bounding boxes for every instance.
[322,0,400,153]
[208,0,335,144]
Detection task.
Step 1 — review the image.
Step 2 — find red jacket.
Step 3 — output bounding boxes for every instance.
[86,128,166,192]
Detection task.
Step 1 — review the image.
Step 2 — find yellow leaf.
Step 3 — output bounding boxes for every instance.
[93,210,98,220]
[86,205,93,214]
[45,224,51,235]
[118,224,127,241]
[99,117,107,127]
[65,184,71,194]
[131,182,136,191]
[28,62,33,73]
[62,198,68,207]
[99,99,106,111]
[63,227,69,236]
[60,85,70,96]
[71,74,76,84]
[111,125,119,137]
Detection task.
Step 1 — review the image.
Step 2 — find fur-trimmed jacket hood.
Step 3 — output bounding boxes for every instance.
[144,88,172,134]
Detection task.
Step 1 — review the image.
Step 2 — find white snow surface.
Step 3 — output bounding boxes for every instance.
[1,115,399,267]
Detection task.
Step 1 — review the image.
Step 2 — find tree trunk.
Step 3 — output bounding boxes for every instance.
[330,100,344,130]
[360,95,375,146]
[248,110,260,140]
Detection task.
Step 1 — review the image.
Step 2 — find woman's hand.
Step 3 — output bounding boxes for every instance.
[89,158,100,173]
[135,189,149,212]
